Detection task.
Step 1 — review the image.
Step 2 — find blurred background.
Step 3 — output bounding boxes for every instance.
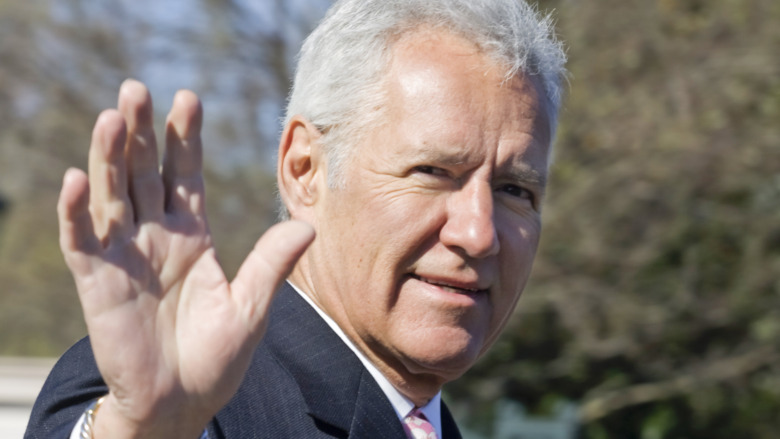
[0,0,778,437]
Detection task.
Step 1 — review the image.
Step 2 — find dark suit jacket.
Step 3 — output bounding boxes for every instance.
[25,283,462,438]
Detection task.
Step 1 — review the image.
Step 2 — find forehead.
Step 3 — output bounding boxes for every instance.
[378,28,551,167]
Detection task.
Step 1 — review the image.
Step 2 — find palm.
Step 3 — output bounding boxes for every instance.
[57,80,313,437]
[85,213,232,408]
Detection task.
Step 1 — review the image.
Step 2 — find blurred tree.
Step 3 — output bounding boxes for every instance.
[0,0,329,355]
[0,0,133,356]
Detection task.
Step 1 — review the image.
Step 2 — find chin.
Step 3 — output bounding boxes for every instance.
[406,354,477,383]
[401,331,485,379]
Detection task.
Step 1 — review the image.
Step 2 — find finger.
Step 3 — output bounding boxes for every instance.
[162,90,205,217]
[58,168,102,275]
[231,220,315,335]
[118,79,164,222]
[88,110,134,245]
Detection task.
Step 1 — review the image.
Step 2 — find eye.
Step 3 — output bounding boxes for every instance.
[497,184,534,201]
[413,165,448,177]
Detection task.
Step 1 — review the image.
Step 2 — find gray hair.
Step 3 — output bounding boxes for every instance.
[280,0,566,216]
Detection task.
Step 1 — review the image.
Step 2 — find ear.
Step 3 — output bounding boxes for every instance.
[277,115,326,222]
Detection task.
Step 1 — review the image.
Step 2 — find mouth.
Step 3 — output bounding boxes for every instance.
[410,274,489,296]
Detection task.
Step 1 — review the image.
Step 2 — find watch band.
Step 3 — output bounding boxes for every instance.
[79,395,107,439]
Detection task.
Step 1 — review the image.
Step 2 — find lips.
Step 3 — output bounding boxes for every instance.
[410,274,488,295]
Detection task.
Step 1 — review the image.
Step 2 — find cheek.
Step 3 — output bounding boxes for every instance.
[330,189,436,295]
[355,188,446,248]
[496,218,541,303]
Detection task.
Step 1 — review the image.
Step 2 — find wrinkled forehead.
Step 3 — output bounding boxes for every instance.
[385,29,552,148]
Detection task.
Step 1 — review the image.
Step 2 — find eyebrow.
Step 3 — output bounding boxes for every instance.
[404,141,548,186]
[405,147,470,167]
[507,165,547,187]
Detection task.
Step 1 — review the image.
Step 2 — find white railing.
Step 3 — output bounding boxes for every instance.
[0,357,55,439]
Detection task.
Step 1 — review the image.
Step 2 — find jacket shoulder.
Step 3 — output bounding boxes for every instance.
[25,337,106,439]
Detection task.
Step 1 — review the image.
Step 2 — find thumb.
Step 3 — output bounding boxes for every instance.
[231,220,315,335]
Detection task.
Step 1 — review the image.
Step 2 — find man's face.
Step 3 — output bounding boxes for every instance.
[302,29,551,390]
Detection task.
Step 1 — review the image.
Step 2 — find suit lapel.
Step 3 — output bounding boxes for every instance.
[265,283,408,438]
[348,369,408,438]
[441,401,463,439]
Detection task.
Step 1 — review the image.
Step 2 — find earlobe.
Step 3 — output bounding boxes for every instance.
[277,116,325,221]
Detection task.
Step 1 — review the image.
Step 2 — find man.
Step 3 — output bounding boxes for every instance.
[26,0,565,438]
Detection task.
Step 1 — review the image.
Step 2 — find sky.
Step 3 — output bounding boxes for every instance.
[44,0,333,173]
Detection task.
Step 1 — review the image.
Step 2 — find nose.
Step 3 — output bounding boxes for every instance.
[440,182,500,259]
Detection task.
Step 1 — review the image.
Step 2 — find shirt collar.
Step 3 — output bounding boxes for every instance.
[289,281,443,438]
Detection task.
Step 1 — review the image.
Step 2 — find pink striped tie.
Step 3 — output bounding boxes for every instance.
[403,408,438,439]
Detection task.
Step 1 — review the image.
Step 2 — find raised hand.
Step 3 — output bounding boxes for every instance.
[57,79,314,439]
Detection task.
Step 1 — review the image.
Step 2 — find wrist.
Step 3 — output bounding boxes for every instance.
[90,393,210,439]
